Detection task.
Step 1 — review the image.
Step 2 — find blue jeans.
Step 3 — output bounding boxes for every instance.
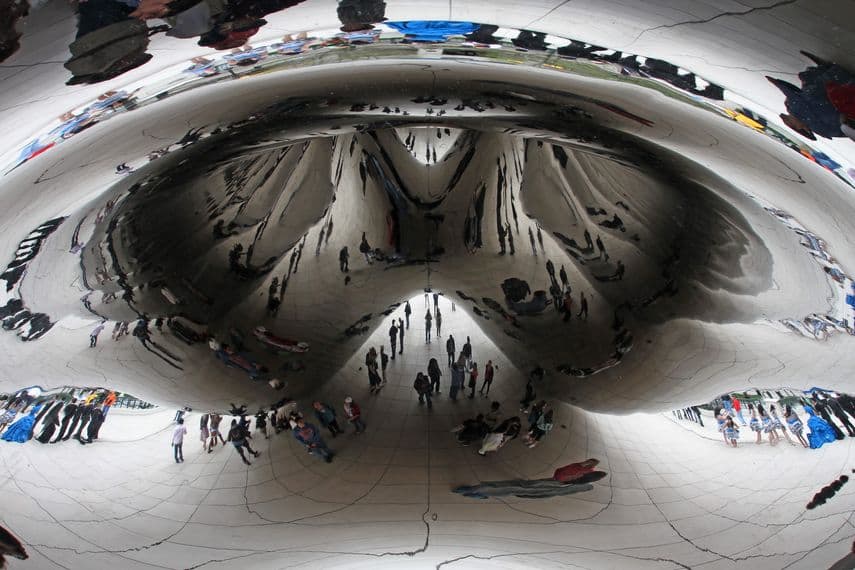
[310,443,332,460]
[351,418,365,433]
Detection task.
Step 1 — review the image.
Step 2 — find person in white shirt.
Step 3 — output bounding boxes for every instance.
[172,418,187,463]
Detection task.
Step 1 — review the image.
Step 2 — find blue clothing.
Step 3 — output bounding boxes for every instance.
[385,21,480,42]
[805,406,837,449]
[2,404,42,443]
[314,405,336,426]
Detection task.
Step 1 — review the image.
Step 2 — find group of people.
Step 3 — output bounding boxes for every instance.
[678,391,855,450]
[452,392,555,456]
[0,389,117,446]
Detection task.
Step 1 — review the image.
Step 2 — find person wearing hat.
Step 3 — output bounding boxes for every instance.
[343,396,365,433]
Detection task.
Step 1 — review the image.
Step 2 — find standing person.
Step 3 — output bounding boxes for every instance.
[200,414,210,450]
[449,363,464,401]
[462,336,472,365]
[51,398,78,443]
[785,405,809,448]
[398,318,404,355]
[433,292,439,312]
[425,310,432,343]
[255,410,269,440]
[389,321,398,359]
[758,405,779,445]
[72,403,94,443]
[208,413,225,452]
[313,401,343,437]
[227,419,260,465]
[359,232,372,263]
[749,405,763,443]
[577,292,588,320]
[414,372,432,408]
[826,393,855,437]
[101,390,116,419]
[480,360,494,396]
[89,321,106,347]
[467,363,479,399]
[520,379,536,410]
[35,401,64,443]
[562,290,573,322]
[404,301,412,328]
[380,346,389,383]
[769,404,793,444]
[435,308,442,338]
[732,397,748,426]
[339,246,349,272]
[559,265,568,288]
[724,417,740,447]
[343,397,365,433]
[427,357,442,393]
[596,234,607,260]
[293,418,333,462]
[172,418,187,463]
[446,335,456,367]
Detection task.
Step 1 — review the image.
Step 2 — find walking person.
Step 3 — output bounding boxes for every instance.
[343,396,365,433]
[559,265,568,289]
[172,418,187,463]
[313,401,343,438]
[435,308,442,337]
[293,418,334,462]
[446,335,456,367]
[414,372,433,409]
[467,363,478,399]
[404,301,411,328]
[339,246,349,272]
[449,362,464,401]
[227,419,260,465]
[208,413,225,452]
[425,310,432,343]
[577,292,588,320]
[428,357,442,393]
[389,321,398,359]
[596,234,607,260]
[433,291,439,312]
[398,318,404,355]
[462,336,472,365]
[380,346,389,383]
[480,360,494,396]
[89,321,106,347]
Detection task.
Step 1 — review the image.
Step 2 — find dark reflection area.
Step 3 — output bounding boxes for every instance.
[0,385,153,445]
[6,67,850,413]
[673,388,855,451]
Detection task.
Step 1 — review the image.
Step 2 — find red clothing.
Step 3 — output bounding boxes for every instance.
[732,398,741,412]
[826,82,855,119]
[552,461,595,482]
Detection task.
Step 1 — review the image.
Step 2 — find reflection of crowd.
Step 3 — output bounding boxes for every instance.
[675,390,855,450]
[0,389,118,446]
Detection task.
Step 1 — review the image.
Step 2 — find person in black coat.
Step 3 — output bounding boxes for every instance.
[52,398,79,442]
[35,401,64,443]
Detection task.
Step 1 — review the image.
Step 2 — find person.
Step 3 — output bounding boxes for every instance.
[577,292,588,320]
[101,390,116,418]
[0,403,20,435]
[172,418,187,463]
[35,401,64,443]
[293,418,333,462]
[769,404,793,444]
[758,405,779,445]
[467,362,478,399]
[446,334,456,367]
[380,346,389,382]
[826,393,855,437]
[427,357,442,393]
[724,417,739,447]
[449,362,464,400]
[435,307,442,337]
[785,405,809,448]
[388,322,398,359]
[313,401,343,437]
[559,265,568,288]
[208,413,225,452]
[359,232,372,263]
[255,410,268,440]
[520,379,536,410]
[715,407,729,445]
[414,372,432,408]
[1,403,42,443]
[89,321,105,347]
[749,405,763,444]
[51,398,78,443]
[562,290,573,322]
[425,309,432,343]
[526,401,546,433]
[453,414,489,445]
[478,416,522,456]
[200,414,210,449]
[596,234,607,260]
[366,347,381,393]
[732,396,747,426]
[480,360,494,395]
[339,246,349,272]
[398,317,404,354]
[462,336,472,364]
[433,291,439,311]
[343,396,365,433]
[227,419,260,465]
[525,406,553,448]
[404,301,412,328]
[812,393,845,440]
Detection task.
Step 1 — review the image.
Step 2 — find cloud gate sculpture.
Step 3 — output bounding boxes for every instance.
[0,1,854,569]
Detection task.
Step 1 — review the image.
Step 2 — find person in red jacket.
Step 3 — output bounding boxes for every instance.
[343,396,365,433]
[732,397,748,426]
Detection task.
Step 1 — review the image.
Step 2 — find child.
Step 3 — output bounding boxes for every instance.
[769,404,793,444]
[758,405,779,445]
[785,404,809,448]
[749,406,762,443]
[724,417,739,447]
